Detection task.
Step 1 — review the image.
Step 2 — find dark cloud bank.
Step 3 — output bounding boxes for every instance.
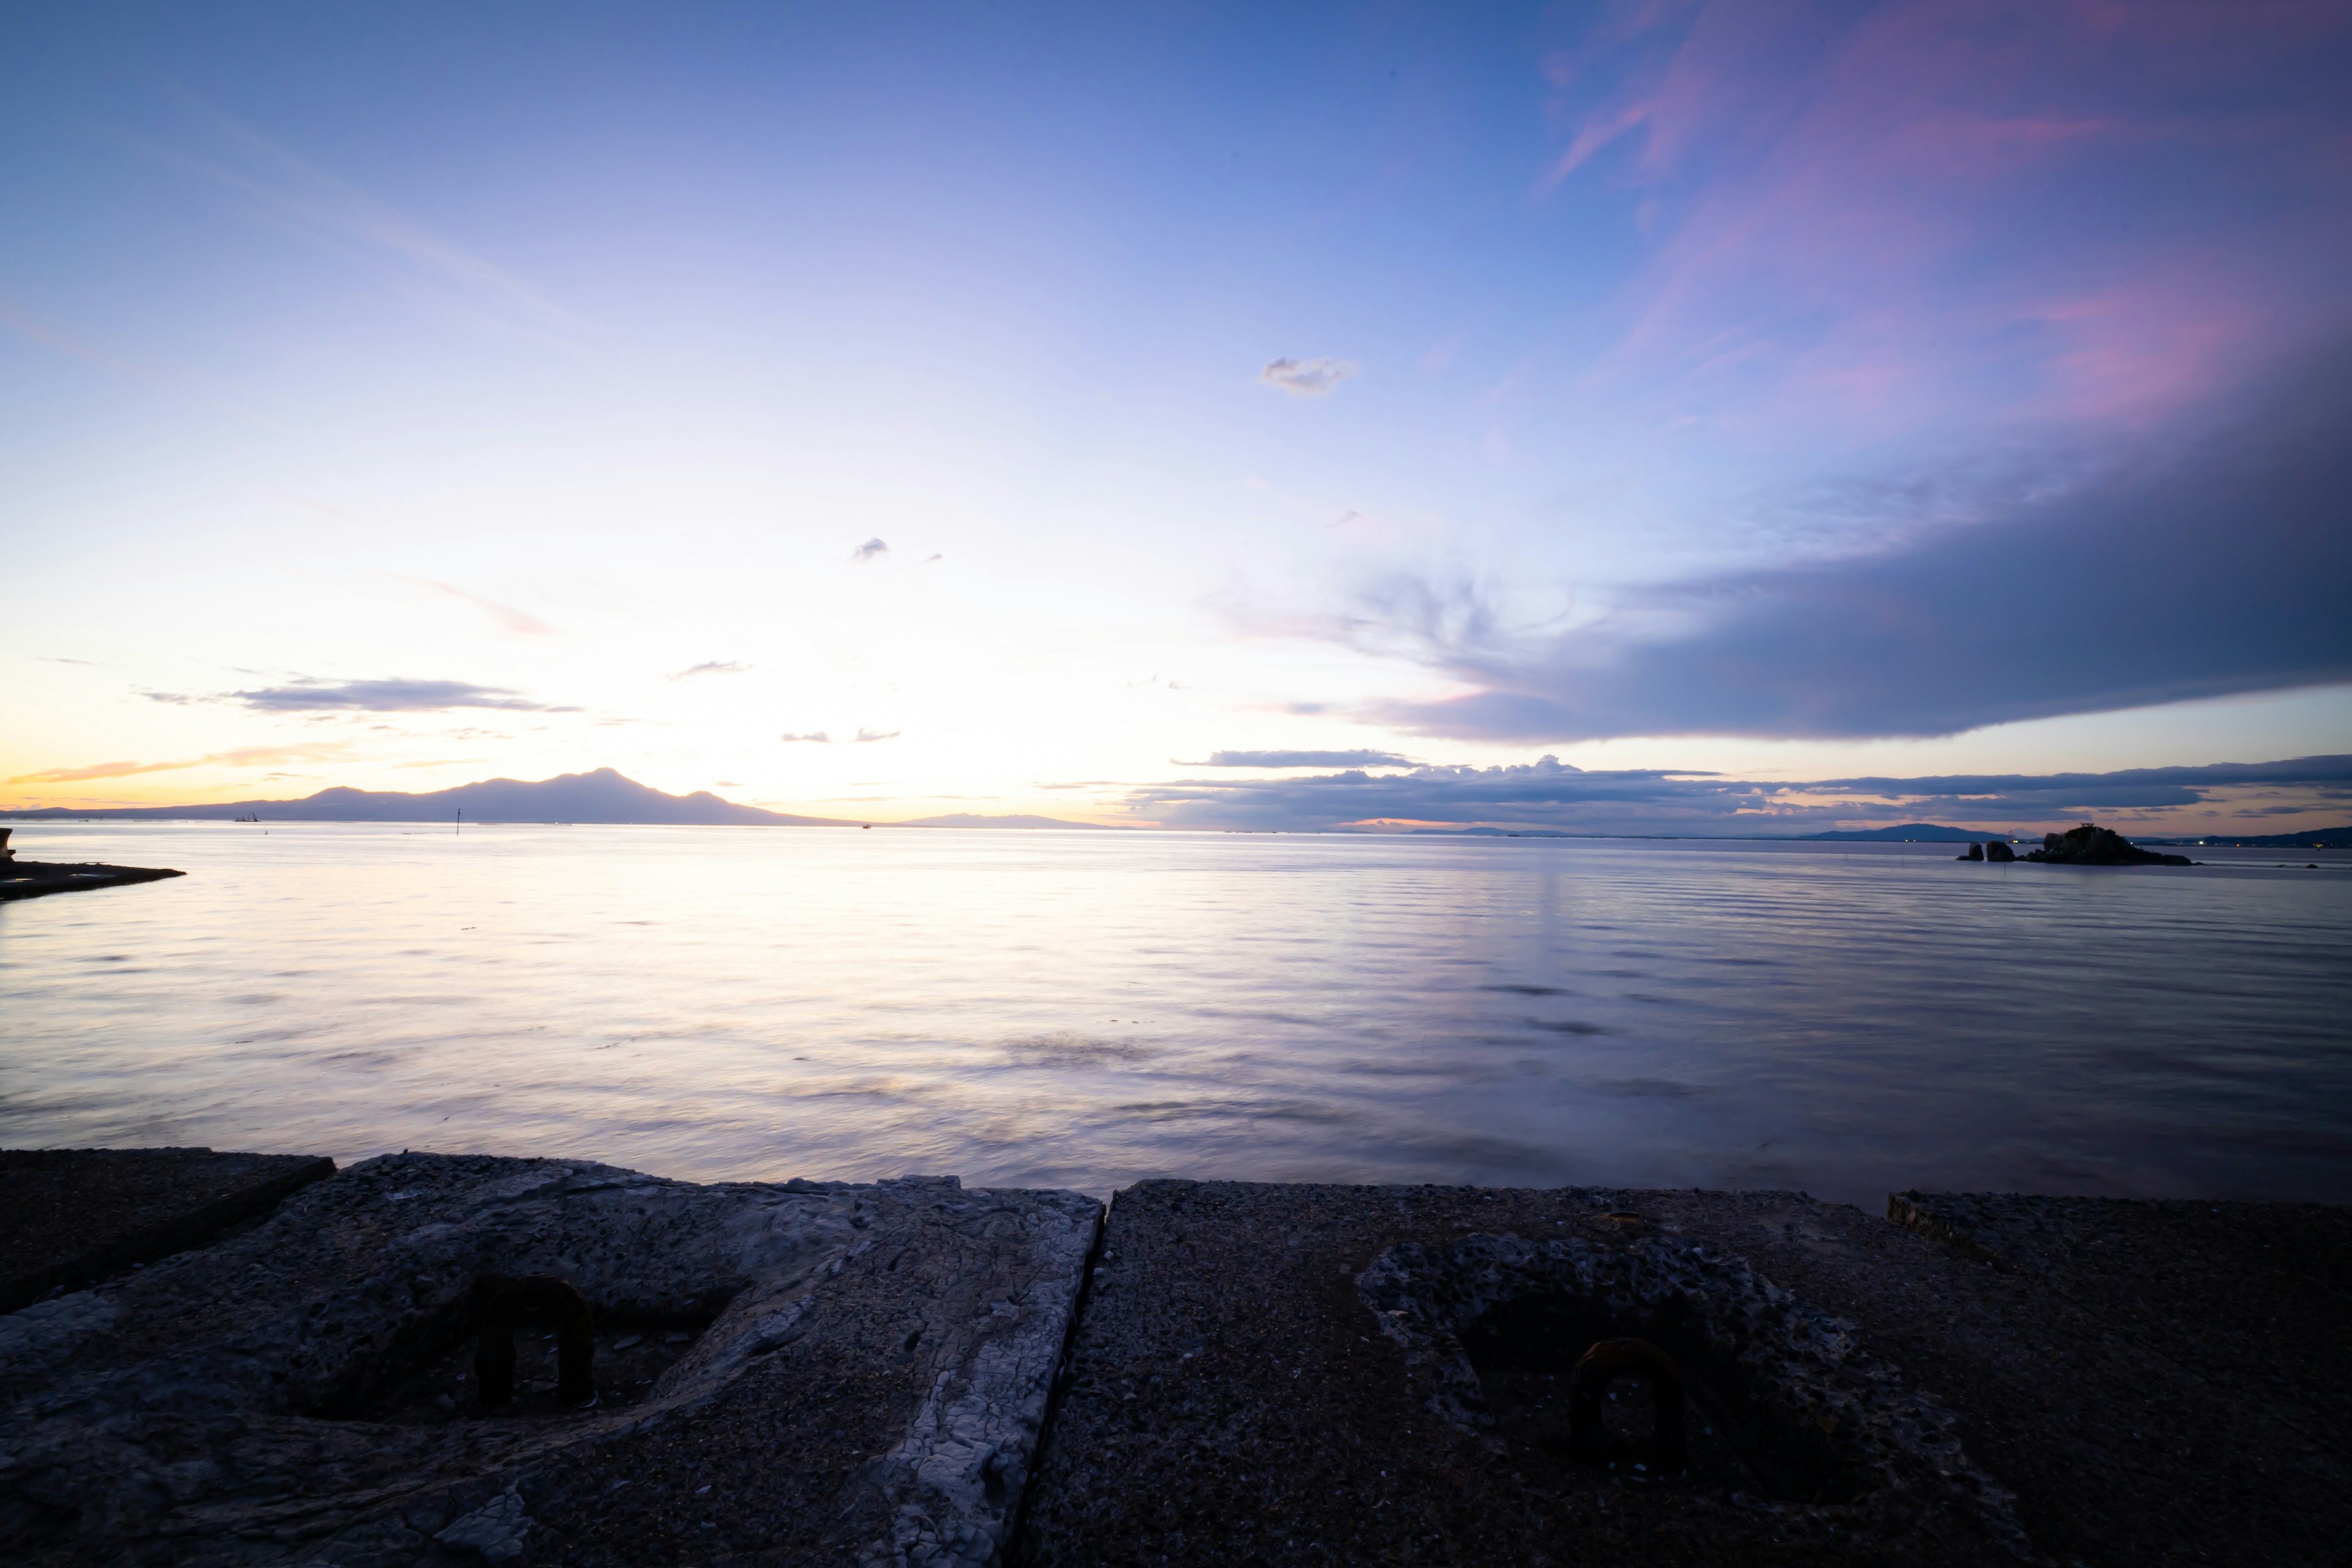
[183,678,578,714]
[1121,753,2352,834]
[1357,344,2352,742]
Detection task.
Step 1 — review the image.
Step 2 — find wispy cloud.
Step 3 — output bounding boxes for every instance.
[1536,2,2352,436]
[8,742,352,785]
[0,295,179,390]
[780,731,832,743]
[143,98,579,340]
[1259,356,1360,397]
[669,660,750,680]
[224,677,578,713]
[850,538,890,562]
[380,573,559,635]
[853,728,901,743]
[10,760,190,785]
[1180,749,1417,769]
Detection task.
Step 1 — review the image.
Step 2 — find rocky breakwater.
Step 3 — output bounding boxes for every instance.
[2022,821,2194,866]
[0,829,186,902]
[0,1153,1099,1567]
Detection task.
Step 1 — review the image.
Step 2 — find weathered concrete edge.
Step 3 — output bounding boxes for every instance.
[0,1153,336,1314]
[1004,1185,1114,1555]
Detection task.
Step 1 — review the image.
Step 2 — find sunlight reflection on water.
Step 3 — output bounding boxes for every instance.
[4,823,2348,1207]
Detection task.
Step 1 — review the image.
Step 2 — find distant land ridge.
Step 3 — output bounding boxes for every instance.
[898,813,1118,830]
[2140,826,2350,848]
[0,768,853,827]
[1800,824,2021,842]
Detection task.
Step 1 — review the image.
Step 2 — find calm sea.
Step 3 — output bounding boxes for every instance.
[4,823,2348,1208]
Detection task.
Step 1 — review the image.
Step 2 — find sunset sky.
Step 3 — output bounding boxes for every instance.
[7,2,2349,834]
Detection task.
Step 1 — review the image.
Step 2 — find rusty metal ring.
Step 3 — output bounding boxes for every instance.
[1569,1336,1687,1472]
[474,1275,597,1409]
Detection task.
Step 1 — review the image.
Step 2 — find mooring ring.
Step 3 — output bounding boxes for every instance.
[474,1275,598,1408]
[1569,1335,1688,1472]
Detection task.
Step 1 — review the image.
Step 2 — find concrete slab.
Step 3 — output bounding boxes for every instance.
[0,1147,336,1313]
[0,1153,1099,1567]
[1018,1180,2351,1567]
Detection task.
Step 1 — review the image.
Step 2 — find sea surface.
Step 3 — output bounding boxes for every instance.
[4,822,2349,1208]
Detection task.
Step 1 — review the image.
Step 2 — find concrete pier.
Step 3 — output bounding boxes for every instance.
[1020,1181,2350,1566]
[1,1152,2343,1566]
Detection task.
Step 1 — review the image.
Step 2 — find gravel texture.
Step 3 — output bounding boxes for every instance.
[1018,1180,2351,1568]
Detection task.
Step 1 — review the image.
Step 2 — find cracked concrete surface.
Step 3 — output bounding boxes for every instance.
[0,1153,1098,1567]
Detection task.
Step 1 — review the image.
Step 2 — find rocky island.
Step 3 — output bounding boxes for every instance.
[2022,821,2196,866]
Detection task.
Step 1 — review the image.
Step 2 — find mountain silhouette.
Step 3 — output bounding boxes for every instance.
[1,768,854,826]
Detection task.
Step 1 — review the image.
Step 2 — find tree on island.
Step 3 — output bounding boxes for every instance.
[2023,823,2194,867]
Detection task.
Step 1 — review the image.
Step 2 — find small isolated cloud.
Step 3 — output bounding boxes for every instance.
[850,538,890,562]
[853,728,901,744]
[1183,749,1417,768]
[669,660,750,680]
[1259,356,1360,397]
[924,553,943,564]
[781,731,831,744]
[227,677,577,712]
[34,656,99,666]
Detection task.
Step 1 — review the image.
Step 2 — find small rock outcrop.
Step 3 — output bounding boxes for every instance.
[1985,840,2016,862]
[2024,822,2193,866]
[1958,843,1985,861]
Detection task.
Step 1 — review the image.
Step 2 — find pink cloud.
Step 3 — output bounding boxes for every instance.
[1543,0,2352,441]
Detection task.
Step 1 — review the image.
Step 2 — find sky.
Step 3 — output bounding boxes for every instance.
[6,1,2350,835]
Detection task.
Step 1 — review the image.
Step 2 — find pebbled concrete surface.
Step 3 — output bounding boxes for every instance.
[0,1153,1098,1567]
[7,1160,2340,1566]
[1018,1180,2352,1568]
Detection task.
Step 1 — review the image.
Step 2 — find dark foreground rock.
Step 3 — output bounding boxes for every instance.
[2024,822,2194,866]
[0,1148,335,1313]
[0,859,186,900]
[1020,1181,2351,1568]
[0,1154,1098,1567]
